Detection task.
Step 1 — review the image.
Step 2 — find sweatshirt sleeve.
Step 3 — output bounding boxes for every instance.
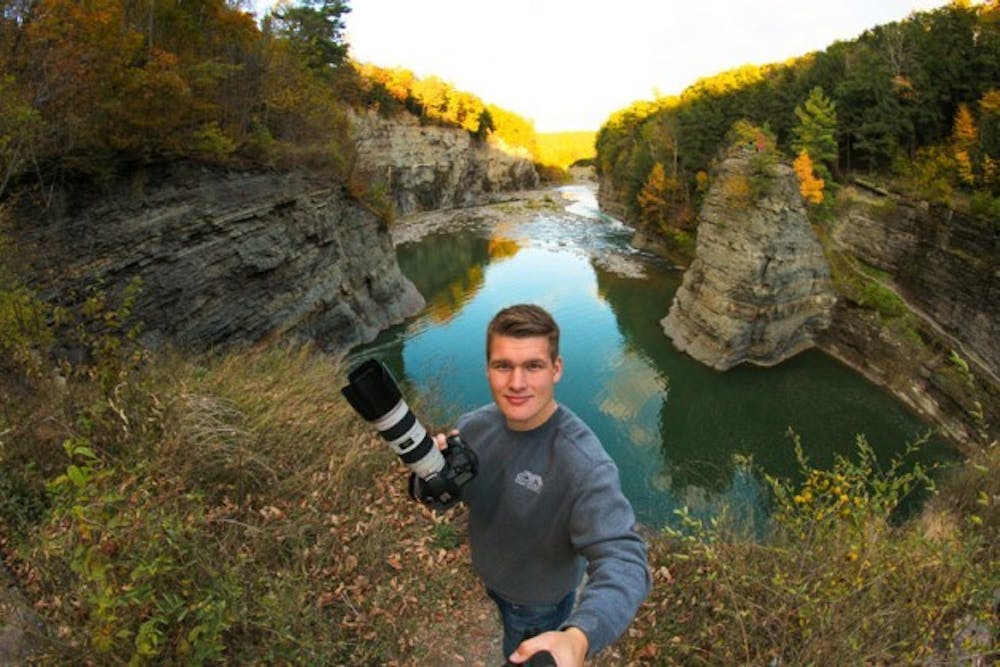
[561,460,651,657]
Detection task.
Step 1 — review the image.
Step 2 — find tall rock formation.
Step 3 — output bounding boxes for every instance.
[661,148,837,370]
[350,109,538,216]
[14,164,424,353]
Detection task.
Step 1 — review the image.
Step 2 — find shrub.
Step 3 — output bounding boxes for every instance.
[857,279,907,319]
[969,190,1000,223]
[617,434,996,666]
[6,344,481,664]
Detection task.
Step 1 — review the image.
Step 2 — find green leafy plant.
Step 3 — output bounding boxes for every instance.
[618,431,995,666]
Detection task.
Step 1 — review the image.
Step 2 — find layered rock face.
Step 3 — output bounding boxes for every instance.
[351,110,538,216]
[816,187,999,445]
[661,149,837,370]
[596,172,629,222]
[16,164,424,352]
[829,189,998,380]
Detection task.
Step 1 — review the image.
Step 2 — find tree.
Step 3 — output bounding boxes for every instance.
[951,103,977,185]
[0,74,42,197]
[269,0,350,73]
[792,86,838,181]
[793,150,825,205]
[637,162,670,228]
[978,89,1000,190]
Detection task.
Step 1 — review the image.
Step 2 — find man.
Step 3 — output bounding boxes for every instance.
[433,303,650,666]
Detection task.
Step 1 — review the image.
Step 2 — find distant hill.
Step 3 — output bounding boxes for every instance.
[536,131,596,168]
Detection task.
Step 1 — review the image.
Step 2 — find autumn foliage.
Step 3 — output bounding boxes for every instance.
[637,162,669,226]
[0,0,542,198]
[794,150,825,205]
[597,2,1000,228]
[1,0,271,177]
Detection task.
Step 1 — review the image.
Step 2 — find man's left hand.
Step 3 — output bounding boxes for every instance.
[507,627,588,666]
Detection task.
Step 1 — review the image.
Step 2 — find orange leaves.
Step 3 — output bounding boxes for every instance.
[7,0,267,166]
[793,150,825,205]
[107,49,193,150]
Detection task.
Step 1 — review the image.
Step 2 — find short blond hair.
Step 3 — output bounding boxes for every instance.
[486,304,560,361]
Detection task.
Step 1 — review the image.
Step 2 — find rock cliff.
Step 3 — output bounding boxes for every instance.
[817,186,999,445]
[596,172,629,222]
[351,109,538,216]
[661,148,837,370]
[829,188,998,380]
[13,164,424,352]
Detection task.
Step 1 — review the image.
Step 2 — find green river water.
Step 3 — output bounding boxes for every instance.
[351,185,956,529]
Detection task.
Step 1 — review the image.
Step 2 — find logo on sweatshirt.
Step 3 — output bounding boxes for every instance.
[514,470,543,494]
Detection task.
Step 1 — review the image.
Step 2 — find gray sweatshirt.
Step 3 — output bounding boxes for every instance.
[456,403,651,657]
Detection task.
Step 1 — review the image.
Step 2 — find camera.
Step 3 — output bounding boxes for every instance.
[341,358,477,510]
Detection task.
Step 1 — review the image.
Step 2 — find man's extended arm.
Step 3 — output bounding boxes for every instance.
[561,460,651,657]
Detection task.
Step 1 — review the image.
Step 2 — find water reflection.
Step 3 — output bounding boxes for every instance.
[486,235,522,262]
[397,230,489,326]
[359,196,955,529]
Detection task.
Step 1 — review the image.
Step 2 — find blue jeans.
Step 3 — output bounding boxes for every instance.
[487,588,576,657]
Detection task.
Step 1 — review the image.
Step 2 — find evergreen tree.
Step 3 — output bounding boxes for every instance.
[270,0,350,73]
[792,86,838,182]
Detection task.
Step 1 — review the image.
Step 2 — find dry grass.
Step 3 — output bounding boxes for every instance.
[1,340,996,665]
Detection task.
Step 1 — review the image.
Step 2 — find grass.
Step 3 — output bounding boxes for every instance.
[1,338,484,664]
[0,269,996,664]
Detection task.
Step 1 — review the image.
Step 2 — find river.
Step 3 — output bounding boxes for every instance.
[349,183,955,529]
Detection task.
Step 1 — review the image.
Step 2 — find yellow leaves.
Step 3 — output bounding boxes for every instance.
[637,162,678,227]
[952,103,978,151]
[687,63,766,98]
[636,162,684,229]
[955,149,975,186]
[695,170,710,193]
[794,150,825,205]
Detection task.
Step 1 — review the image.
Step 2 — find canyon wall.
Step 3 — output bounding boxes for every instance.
[13,165,424,353]
[602,151,997,446]
[818,186,999,445]
[9,110,540,355]
[829,188,998,380]
[351,110,538,216]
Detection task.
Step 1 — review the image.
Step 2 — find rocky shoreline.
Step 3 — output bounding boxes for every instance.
[389,187,565,246]
[390,177,651,281]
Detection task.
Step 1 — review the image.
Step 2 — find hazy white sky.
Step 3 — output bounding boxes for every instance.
[253,0,952,132]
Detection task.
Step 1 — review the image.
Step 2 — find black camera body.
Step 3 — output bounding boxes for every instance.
[341,359,477,511]
[407,433,477,511]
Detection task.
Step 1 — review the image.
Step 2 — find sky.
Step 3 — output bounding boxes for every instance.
[252,0,953,132]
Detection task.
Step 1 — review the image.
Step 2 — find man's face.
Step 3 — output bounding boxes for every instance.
[487,334,563,431]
